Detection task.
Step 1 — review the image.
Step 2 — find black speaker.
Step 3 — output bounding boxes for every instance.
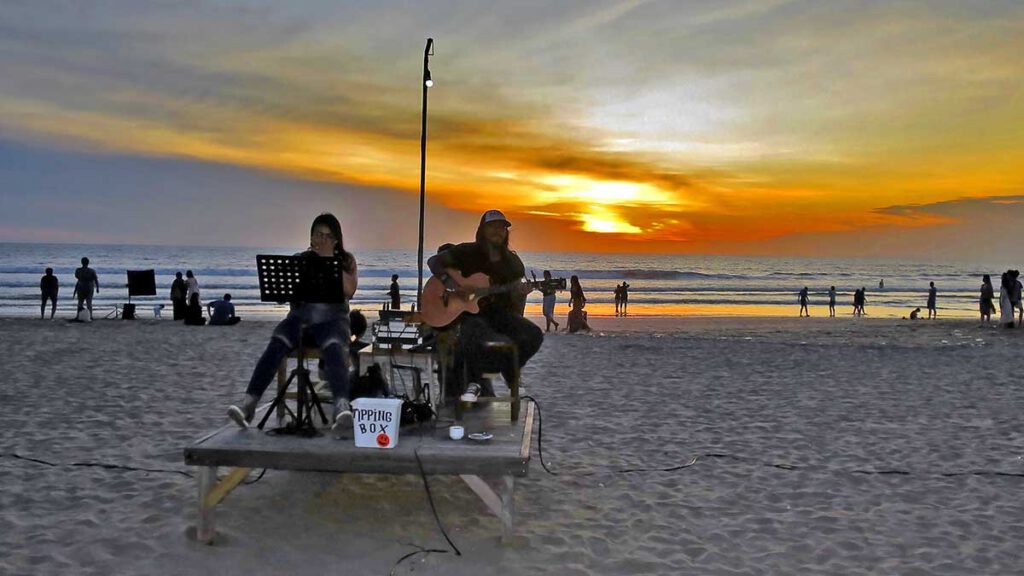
[126,270,157,296]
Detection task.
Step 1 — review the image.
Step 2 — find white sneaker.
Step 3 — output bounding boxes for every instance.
[332,399,353,432]
[227,395,257,429]
[460,382,482,403]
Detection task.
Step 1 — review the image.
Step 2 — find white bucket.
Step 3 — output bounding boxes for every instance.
[351,398,403,449]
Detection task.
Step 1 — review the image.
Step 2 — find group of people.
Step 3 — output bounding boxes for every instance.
[614,282,630,316]
[38,257,100,321]
[801,285,873,318]
[229,209,548,434]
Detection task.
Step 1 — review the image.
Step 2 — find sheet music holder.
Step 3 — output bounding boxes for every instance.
[255,253,346,436]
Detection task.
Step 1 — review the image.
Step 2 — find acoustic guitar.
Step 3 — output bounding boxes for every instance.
[420,269,567,328]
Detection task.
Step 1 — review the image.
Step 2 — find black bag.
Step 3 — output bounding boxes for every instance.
[349,363,390,400]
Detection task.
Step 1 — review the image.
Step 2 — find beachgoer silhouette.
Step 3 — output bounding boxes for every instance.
[613,283,622,315]
[927,282,937,319]
[185,270,200,306]
[980,274,995,323]
[1000,271,1015,328]
[74,257,99,320]
[170,272,187,320]
[798,286,810,317]
[909,307,921,320]
[828,286,836,318]
[860,287,868,316]
[540,270,560,332]
[388,274,401,310]
[40,268,58,319]
[567,275,591,333]
[207,293,241,326]
[620,282,629,316]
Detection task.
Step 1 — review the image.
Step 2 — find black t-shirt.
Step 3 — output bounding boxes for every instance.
[443,242,525,315]
[40,275,58,295]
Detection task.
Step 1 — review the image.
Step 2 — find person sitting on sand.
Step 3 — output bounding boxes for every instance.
[427,210,543,403]
[228,213,358,430]
[909,307,921,320]
[207,293,240,326]
[184,292,206,326]
[567,275,591,333]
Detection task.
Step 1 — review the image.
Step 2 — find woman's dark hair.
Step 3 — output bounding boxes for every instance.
[186,270,193,278]
[45,267,53,275]
[349,309,368,340]
[570,275,580,287]
[983,274,991,284]
[311,212,355,272]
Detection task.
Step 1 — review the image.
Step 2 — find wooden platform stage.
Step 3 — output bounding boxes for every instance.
[183,400,535,544]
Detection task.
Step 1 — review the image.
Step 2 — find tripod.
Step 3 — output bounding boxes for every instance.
[257,339,327,436]
[254,253,348,436]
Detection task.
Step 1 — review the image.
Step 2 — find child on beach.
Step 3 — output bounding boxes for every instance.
[228,213,358,430]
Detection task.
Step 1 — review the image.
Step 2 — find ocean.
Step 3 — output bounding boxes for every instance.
[0,242,1006,320]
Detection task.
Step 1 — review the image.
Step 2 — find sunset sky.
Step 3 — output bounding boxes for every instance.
[2,1,1022,257]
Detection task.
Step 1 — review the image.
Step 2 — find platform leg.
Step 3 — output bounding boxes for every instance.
[459,474,516,542]
[196,466,218,544]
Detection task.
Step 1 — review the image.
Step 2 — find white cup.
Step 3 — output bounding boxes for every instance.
[449,425,465,440]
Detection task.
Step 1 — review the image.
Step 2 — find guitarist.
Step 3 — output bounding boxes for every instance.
[427,210,544,402]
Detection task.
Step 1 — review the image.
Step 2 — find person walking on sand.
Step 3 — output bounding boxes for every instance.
[40,268,59,319]
[540,270,560,332]
[999,271,1015,328]
[74,257,99,320]
[185,270,200,305]
[828,286,836,317]
[798,286,810,317]
[860,287,868,316]
[852,288,862,316]
[170,271,187,321]
[387,274,401,310]
[980,274,995,323]
[927,282,938,319]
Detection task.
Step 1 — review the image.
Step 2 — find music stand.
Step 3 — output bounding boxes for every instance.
[255,254,346,436]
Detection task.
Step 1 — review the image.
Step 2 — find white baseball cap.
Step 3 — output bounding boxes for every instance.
[480,209,511,227]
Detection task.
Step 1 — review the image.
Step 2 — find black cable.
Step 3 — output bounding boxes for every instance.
[1,452,193,478]
[389,543,448,576]
[517,397,1024,480]
[243,468,268,484]
[413,448,461,556]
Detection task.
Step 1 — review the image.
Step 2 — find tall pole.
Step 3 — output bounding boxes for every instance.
[416,38,433,311]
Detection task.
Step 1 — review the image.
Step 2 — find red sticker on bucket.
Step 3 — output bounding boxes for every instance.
[376,433,391,447]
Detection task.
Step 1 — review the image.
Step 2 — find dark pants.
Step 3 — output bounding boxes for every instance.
[172,297,186,320]
[390,296,400,310]
[41,293,57,319]
[246,312,351,403]
[456,312,543,395]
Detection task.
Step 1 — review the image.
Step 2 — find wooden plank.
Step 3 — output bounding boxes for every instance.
[459,475,503,517]
[203,467,253,509]
[520,401,535,461]
[196,466,217,544]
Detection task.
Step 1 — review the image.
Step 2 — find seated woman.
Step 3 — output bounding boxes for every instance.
[567,275,591,333]
[228,213,358,430]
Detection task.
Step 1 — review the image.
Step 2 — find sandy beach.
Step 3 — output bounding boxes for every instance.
[1,315,1022,575]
